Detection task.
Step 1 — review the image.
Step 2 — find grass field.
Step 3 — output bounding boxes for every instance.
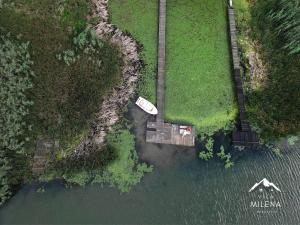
[165,0,237,134]
[109,0,158,103]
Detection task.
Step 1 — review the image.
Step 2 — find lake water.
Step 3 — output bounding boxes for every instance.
[0,107,299,225]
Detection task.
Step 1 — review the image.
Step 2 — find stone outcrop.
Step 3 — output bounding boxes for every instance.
[69,0,141,158]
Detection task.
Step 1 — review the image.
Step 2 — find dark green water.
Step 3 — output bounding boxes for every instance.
[0,107,299,225]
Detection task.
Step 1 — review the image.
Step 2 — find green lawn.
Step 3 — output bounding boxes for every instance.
[165,0,237,134]
[109,0,158,103]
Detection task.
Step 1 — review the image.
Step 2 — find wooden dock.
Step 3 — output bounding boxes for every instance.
[145,0,195,147]
[146,122,195,146]
[228,6,259,145]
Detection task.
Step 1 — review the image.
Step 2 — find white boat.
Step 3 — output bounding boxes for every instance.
[135,97,158,115]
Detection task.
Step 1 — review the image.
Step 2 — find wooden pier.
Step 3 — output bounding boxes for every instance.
[145,0,195,147]
[146,122,195,146]
[228,6,259,145]
[156,0,166,123]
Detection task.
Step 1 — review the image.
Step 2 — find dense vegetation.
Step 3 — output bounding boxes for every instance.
[234,0,300,139]
[0,32,34,205]
[265,0,300,55]
[40,124,153,192]
[0,0,152,205]
[0,0,122,155]
[165,0,237,135]
[109,0,158,103]
[92,126,153,192]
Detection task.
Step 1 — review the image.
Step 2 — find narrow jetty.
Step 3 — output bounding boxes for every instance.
[145,0,195,147]
[228,6,259,145]
[156,0,166,123]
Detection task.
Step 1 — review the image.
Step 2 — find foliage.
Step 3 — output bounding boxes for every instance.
[40,125,153,192]
[59,0,90,32]
[217,146,234,169]
[234,0,300,138]
[266,0,300,54]
[0,0,121,157]
[63,170,91,186]
[109,0,157,103]
[198,138,214,161]
[271,146,283,157]
[0,153,12,205]
[92,126,153,192]
[234,145,246,151]
[265,143,283,157]
[0,31,34,205]
[287,135,298,146]
[164,0,237,134]
[57,28,104,66]
[36,186,46,193]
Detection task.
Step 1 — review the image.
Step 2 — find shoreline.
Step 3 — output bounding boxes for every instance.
[70,0,142,158]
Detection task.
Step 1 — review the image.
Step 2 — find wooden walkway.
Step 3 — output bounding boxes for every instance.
[156,0,166,123]
[146,122,195,146]
[145,0,195,147]
[228,6,259,145]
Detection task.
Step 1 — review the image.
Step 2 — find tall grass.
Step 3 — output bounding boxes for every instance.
[258,0,300,54]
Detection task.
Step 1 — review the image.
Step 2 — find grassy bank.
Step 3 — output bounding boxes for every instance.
[165,0,237,134]
[109,0,158,103]
[234,0,300,139]
[0,0,121,155]
[1,0,154,204]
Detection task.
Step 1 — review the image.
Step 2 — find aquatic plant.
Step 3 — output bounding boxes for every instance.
[92,126,153,192]
[198,138,214,161]
[287,136,298,146]
[217,146,234,169]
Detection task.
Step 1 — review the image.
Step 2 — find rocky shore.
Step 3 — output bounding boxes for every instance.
[69,0,142,158]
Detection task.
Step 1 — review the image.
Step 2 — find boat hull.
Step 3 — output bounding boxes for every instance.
[135,97,158,115]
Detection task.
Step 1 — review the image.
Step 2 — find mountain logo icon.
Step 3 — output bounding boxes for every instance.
[249,178,281,193]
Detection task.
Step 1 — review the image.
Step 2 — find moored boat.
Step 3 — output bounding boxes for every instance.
[135,97,158,115]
